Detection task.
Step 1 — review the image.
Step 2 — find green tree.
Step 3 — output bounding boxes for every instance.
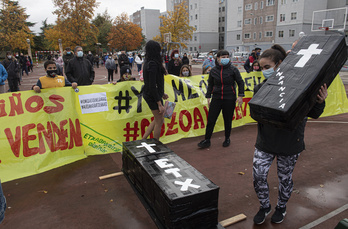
[0,0,35,51]
[33,19,54,51]
[90,10,112,52]
[45,0,99,50]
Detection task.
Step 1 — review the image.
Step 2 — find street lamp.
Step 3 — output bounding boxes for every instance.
[58,39,63,55]
[26,38,33,63]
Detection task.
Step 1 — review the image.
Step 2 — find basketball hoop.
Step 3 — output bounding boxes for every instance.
[318,27,329,31]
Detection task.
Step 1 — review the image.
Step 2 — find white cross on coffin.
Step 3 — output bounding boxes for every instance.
[136,142,157,153]
[295,44,323,68]
[174,179,201,191]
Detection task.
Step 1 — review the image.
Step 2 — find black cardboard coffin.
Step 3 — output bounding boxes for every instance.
[122,139,219,229]
[248,34,347,129]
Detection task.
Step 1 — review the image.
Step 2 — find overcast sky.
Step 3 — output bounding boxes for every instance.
[18,0,167,35]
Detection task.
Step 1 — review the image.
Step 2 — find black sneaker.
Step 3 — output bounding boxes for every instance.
[271,206,286,224]
[198,139,211,148]
[253,206,271,225]
[222,138,230,147]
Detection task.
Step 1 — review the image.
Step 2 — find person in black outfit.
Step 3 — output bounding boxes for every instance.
[182,53,190,65]
[118,51,130,69]
[2,51,20,92]
[65,46,95,86]
[167,49,182,76]
[142,40,168,140]
[198,50,245,148]
[252,44,327,225]
[86,51,94,66]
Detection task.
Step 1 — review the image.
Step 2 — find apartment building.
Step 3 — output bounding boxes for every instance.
[219,0,227,50]
[130,7,161,41]
[226,0,348,53]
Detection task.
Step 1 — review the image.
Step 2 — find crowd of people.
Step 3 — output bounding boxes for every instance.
[0,39,329,226]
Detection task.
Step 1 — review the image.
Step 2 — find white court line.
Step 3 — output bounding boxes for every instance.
[299,203,348,229]
[308,120,348,124]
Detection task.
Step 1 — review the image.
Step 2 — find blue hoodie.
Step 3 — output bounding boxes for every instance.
[0,64,8,86]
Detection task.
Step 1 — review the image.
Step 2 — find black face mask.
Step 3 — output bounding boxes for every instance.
[47,70,57,77]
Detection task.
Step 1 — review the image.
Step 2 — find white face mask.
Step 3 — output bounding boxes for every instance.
[182,71,189,76]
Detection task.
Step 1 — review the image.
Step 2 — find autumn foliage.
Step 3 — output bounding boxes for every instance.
[107,13,143,51]
[45,0,99,50]
[154,2,195,49]
[0,0,34,51]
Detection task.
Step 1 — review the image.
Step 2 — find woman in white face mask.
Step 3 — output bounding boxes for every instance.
[252,44,328,225]
[179,65,192,77]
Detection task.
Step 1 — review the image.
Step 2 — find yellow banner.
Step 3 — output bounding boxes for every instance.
[0,72,347,182]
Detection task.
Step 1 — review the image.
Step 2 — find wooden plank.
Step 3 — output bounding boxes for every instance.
[219,214,247,227]
[99,172,123,180]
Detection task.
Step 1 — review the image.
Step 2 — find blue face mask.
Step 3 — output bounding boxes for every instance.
[174,54,179,58]
[77,51,83,57]
[209,55,213,59]
[67,51,71,54]
[220,58,230,66]
[262,67,275,79]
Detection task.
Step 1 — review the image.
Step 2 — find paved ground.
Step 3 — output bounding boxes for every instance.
[1,62,347,229]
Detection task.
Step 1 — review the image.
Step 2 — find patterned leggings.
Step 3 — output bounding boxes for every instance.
[253,148,300,209]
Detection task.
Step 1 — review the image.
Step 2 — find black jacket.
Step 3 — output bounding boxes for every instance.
[143,60,164,102]
[118,54,130,68]
[2,59,19,80]
[65,56,95,85]
[206,62,245,100]
[182,56,190,65]
[168,59,182,76]
[254,80,326,156]
[87,54,94,65]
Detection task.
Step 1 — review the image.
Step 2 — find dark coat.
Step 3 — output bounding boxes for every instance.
[206,62,245,100]
[143,60,164,103]
[167,59,182,76]
[65,56,95,85]
[2,59,19,80]
[118,54,130,68]
[254,80,326,156]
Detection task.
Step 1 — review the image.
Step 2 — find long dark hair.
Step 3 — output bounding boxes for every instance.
[259,44,287,64]
[145,40,166,74]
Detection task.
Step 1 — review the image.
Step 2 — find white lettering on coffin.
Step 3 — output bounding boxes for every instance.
[136,142,157,153]
[295,44,322,68]
[155,158,201,192]
[276,69,286,109]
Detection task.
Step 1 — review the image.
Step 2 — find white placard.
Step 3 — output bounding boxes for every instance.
[79,92,108,114]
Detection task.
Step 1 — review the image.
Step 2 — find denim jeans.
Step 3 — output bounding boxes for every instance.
[0,181,6,224]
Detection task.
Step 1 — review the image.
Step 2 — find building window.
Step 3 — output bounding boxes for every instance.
[195,14,198,20]
[221,36,224,42]
[266,15,274,22]
[237,34,241,40]
[219,7,221,12]
[195,3,197,8]
[190,5,192,10]
[194,36,197,41]
[218,27,220,32]
[190,47,192,51]
[260,1,264,9]
[260,16,263,24]
[244,18,251,25]
[221,27,224,32]
[291,12,297,20]
[219,17,221,22]
[253,32,256,39]
[281,0,287,4]
[265,31,273,37]
[293,0,298,2]
[289,29,295,37]
[222,7,225,11]
[222,17,225,22]
[238,6,242,13]
[194,47,197,51]
[259,32,262,39]
[254,17,257,25]
[244,33,251,39]
[245,4,252,11]
[266,0,275,6]
[237,20,242,27]
[279,31,284,37]
[280,14,285,22]
[195,25,197,30]
[255,2,258,10]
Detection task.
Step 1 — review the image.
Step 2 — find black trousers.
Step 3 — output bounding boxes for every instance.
[107,69,114,82]
[205,98,236,140]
